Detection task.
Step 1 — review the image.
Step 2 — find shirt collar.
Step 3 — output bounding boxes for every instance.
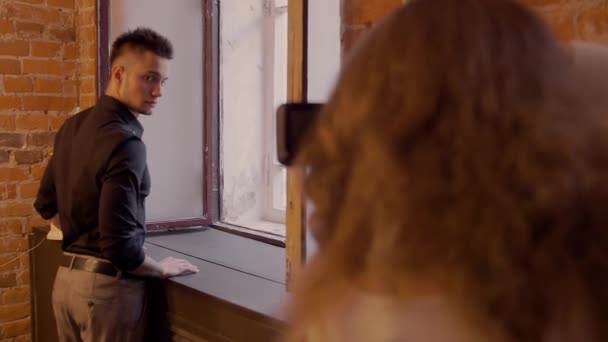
[97,95,144,138]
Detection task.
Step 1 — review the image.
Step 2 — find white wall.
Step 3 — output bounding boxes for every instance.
[110,0,204,222]
[306,0,341,258]
[308,0,341,103]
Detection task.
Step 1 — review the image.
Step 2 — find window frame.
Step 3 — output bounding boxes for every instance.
[262,0,289,224]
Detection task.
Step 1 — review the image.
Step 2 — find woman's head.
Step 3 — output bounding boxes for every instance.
[293,0,608,340]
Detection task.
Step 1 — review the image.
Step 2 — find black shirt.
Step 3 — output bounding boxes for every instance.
[34,95,150,271]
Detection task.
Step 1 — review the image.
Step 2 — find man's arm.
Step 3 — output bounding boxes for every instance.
[98,138,198,278]
[34,153,58,220]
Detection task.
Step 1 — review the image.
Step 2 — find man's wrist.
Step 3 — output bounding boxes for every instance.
[159,266,169,279]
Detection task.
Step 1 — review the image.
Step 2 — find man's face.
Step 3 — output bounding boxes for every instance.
[118,50,169,115]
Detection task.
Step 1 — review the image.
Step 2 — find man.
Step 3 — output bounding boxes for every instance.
[34,27,199,341]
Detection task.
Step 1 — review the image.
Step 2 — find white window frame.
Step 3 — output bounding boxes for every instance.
[262,0,289,224]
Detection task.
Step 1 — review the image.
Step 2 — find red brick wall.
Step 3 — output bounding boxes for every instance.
[532,0,608,42]
[0,0,96,340]
[341,0,608,54]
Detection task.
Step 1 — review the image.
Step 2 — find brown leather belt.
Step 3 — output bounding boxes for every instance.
[60,254,143,280]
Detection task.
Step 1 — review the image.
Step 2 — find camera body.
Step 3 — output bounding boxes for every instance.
[276,103,322,166]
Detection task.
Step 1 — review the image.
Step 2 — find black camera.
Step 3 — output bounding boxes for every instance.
[276,103,322,166]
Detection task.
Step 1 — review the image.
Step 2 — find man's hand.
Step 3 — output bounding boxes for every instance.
[159,256,199,279]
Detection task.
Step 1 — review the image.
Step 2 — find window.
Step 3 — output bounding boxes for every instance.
[218,0,289,237]
[101,0,288,237]
[99,0,340,246]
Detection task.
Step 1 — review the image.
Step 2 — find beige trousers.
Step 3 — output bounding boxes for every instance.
[52,265,147,342]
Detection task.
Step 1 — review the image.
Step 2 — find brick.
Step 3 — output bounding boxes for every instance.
[17,270,29,286]
[343,0,402,26]
[0,150,9,163]
[16,114,48,130]
[22,59,75,76]
[0,97,22,111]
[27,132,55,147]
[18,182,39,199]
[0,274,17,288]
[30,164,45,180]
[26,216,46,232]
[81,77,95,94]
[6,184,17,200]
[14,21,44,39]
[80,60,96,75]
[0,115,16,131]
[1,318,31,337]
[50,114,70,129]
[48,0,76,9]
[6,3,49,22]
[64,61,78,76]
[2,287,29,305]
[34,78,63,93]
[16,0,45,4]
[0,254,21,272]
[2,288,30,304]
[0,220,22,235]
[78,8,95,26]
[541,9,577,41]
[49,27,76,42]
[0,133,25,148]
[0,204,32,218]
[19,253,29,267]
[0,20,14,34]
[63,43,78,59]
[576,3,608,43]
[60,11,75,26]
[0,168,29,181]
[80,43,96,60]
[80,26,95,43]
[0,184,18,201]
[0,238,29,254]
[15,333,32,342]
[80,94,95,108]
[63,79,78,96]
[30,41,61,57]
[46,7,66,23]
[14,151,42,165]
[23,96,76,112]
[0,41,29,56]
[0,303,29,321]
[77,0,96,8]
[0,59,22,75]
[3,77,33,93]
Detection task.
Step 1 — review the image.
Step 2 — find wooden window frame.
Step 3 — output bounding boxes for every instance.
[285,0,307,289]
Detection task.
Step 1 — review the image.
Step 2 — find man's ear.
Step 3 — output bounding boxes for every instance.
[110,65,125,83]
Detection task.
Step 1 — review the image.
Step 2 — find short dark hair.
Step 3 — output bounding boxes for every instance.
[110,27,173,65]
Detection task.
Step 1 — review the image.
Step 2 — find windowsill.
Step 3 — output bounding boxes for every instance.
[220,219,286,238]
[145,227,288,322]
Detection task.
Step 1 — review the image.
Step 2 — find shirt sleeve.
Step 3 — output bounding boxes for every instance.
[98,137,147,271]
[34,152,58,220]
